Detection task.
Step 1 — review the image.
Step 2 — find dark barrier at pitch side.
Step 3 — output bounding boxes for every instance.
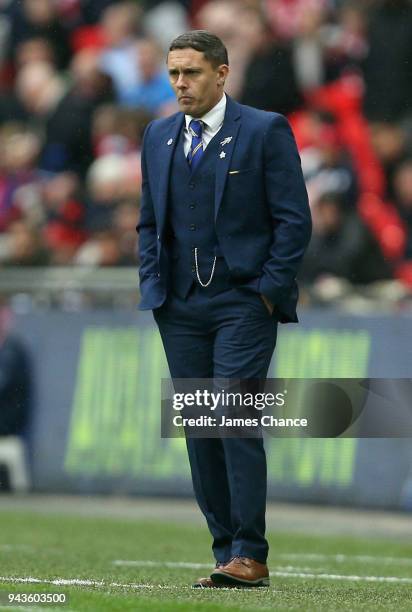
[16,308,412,510]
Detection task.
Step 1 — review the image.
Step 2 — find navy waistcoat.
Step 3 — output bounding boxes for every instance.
[166,126,231,298]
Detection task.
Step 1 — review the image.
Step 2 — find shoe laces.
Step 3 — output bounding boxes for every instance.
[228,556,251,567]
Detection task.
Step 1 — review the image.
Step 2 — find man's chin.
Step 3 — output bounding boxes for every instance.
[178,99,198,114]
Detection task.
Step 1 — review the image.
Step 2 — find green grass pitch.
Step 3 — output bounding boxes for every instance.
[0,509,411,611]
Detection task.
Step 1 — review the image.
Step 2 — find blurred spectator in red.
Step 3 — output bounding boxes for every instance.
[238,8,302,114]
[42,172,87,264]
[99,2,143,100]
[120,38,177,116]
[362,0,412,122]
[393,160,412,260]
[300,192,391,285]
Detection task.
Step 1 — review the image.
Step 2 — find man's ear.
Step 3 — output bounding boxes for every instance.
[217,64,229,86]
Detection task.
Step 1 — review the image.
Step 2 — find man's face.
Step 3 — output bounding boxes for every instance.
[167,48,228,117]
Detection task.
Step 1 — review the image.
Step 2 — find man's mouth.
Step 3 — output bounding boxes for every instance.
[179,96,193,102]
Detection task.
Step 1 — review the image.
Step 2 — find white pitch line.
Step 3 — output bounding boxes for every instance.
[275,566,327,573]
[270,570,412,584]
[0,576,236,593]
[112,560,412,584]
[0,577,102,587]
[0,576,180,590]
[277,553,412,566]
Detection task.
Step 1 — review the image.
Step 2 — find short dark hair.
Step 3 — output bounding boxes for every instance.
[168,30,229,68]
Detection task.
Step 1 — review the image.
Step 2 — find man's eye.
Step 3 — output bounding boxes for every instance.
[169,70,200,78]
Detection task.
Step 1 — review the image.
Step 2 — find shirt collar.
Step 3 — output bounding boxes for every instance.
[185,93,226,132]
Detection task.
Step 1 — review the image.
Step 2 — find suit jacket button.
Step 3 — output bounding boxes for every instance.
[189,182,195,189]
[190,224,196,230]
[191,266,195,272]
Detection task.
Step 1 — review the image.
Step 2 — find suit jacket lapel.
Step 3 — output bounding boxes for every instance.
[214,96,241,221]
[157,113,184,235]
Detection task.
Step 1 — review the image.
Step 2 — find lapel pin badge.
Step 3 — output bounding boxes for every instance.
[167,138,173,146]
[219,151,226,159]
[220,137,232,146]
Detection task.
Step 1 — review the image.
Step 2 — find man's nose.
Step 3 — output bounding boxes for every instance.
[176,73,187,88]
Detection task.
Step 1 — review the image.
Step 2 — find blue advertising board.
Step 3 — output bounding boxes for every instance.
[16,308,412,509]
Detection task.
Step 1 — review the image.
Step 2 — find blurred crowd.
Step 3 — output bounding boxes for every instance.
[1,0,412,291]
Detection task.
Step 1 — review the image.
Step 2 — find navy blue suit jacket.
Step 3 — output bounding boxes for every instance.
[137,96,311,322]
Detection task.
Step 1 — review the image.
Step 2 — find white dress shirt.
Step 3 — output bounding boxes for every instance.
[183,93,227,157]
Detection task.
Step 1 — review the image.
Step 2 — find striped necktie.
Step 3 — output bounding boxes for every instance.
[187,119,203,171]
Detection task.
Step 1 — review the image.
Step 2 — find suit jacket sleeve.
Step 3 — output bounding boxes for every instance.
[136,122,159,291]
[258,114,312,304]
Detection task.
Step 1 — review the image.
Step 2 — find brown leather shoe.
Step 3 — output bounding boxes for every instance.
[192,562,229,589]
[211,556,269,587]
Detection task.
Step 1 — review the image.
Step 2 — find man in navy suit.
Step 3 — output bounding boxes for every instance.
[137,31,311,588]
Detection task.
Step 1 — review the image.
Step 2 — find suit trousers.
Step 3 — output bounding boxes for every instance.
[153,284,277,564]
